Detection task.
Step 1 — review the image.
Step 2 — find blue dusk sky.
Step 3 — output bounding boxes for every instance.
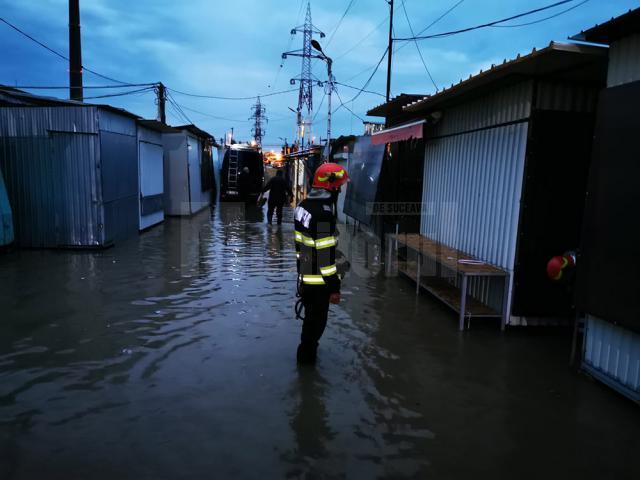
[0,0,637,147]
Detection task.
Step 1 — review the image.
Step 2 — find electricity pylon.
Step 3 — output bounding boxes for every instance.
[282,1,325,148]
[250,96,267,148]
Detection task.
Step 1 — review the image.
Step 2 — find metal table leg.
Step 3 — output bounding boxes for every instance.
[416,252,421,295]
[501,274,510,331]
[385,235,393,276]
[459,275,468,331]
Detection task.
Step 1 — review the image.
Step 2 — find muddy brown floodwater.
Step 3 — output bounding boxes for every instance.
[0,203,639,480]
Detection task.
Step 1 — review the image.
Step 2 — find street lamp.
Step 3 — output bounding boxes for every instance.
[311,40,334,157]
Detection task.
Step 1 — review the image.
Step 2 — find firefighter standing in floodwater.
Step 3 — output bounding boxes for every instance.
[294,163,349,364]
[262,170,293,225]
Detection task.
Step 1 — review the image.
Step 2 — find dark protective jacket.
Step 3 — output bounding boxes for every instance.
[294,189,340,294]
[262,176,292,205]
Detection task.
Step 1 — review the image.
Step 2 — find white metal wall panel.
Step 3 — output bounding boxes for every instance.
[433,81,532,137]
[607,34,640,87]
[97,108,137,136]
[138,125,162,145]
[421,122,528,315]
[187,135,208,214]
[163,133,190,216]
[421,122,528,271]
[140,142,164,197]
[583,315,640,402]
[139,140,164,230]
[0,106,98,136]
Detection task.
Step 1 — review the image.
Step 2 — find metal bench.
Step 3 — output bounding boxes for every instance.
[386,233,510,331]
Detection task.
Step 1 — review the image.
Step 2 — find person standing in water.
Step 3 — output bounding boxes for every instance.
[294,163,348,364]
[262,170,293,225]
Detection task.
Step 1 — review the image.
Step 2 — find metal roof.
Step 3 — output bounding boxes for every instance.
[0,86,141,119]
[366,94,426,118]
[174,124,215,141]
[403,42,607,114]
[572,8,640,44]
[137,119,180,133]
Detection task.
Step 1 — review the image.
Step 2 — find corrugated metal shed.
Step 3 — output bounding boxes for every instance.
[412,46,605,323]
[0,107,104,247]
[0,105,140,248]
[163,128,212,216]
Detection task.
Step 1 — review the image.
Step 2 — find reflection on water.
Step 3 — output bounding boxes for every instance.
[1,203,639,479]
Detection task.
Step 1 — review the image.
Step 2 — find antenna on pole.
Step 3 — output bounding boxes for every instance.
[250,96,267,148]
[282,1,325,149]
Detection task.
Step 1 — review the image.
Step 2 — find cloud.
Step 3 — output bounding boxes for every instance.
[1,0,638,143]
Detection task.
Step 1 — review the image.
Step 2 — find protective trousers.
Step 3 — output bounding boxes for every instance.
[300,285,331,349]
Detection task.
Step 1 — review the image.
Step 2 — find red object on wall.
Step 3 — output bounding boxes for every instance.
[371,121,424,145]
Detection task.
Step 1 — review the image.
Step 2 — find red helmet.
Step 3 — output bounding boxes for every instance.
[547,256,565,281]
[312,163,349,191]
[546,253,576,281]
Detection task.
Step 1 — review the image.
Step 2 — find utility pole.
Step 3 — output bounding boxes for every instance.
[250,96,267,148]
[282,1,325,148]
[386,0,394,103]
[155,83,166,124]
[311,40,334,151]
[326,58,333,144]
[69,0,83,102]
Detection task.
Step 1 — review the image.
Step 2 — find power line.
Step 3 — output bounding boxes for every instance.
[334,81,385,98]
[168,87,298,101]
[491,0,589,27]
[414,0,466,37]
[81,86,155,100]
[269,0,307,90]
[335,46,388,113]
[334,88,365,122]
[395,0,579,41]
[4,83,155,90]
[166,90,193,124]
[400,0,438,91]
[176,104,251,123]
[394,0,465,56]
[0,16,131,85]
[334,15,388,61]
[166,101,187,125]
[312,91,327,123]
[325,0,358,48]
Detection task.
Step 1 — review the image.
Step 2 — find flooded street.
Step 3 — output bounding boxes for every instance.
[1,203,639,480]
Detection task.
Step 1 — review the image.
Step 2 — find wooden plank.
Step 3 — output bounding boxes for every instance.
[393,233,507,276]
[398,264,500,317]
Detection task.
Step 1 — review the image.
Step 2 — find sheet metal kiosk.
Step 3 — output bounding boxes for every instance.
[163,125,215,216]
[572,9,640,403]
[0,91,141,248]
[371,43,607,329]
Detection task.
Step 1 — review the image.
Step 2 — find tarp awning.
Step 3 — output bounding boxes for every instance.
[371,120,424,145]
